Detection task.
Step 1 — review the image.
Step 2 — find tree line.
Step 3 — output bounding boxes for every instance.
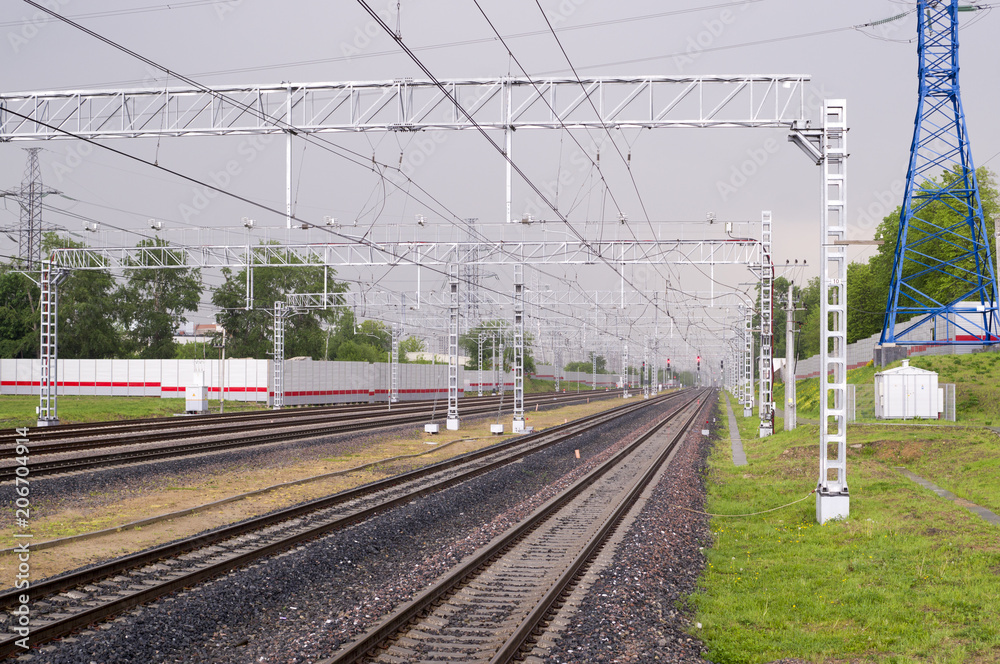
[767,166,997,365]
[0,235,425,362]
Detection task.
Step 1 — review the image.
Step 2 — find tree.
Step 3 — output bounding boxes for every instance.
[565,352,609,373]
[212,243,346,359]
[868,166,998,333]
[399,335,426,361]
[42,233,123,358]
[460,320,535,373]
[0,263,39,358]
[117,238,203,359]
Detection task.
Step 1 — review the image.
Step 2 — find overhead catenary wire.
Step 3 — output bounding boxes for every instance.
[13,0,783,350]
[354,0,697,346]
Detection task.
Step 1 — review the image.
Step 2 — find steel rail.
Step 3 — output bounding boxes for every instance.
[319,388,711,664]
[0,390,627,480]
[1,389,625,446]
[0,389,686,656]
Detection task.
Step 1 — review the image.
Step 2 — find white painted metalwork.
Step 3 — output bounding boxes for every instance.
[37,259,65,426]
[447,265,460,430]
[272,301,287,410]
[42,239,761,270]
[742,305,753,418]
[817,100,849,522]
[477,331,485,397]
[622,341,629,398]
[785,281,798,431]
[512,264,525,432]
[0,75,812,140]
[391,322,400,404]
[758,211,774,437]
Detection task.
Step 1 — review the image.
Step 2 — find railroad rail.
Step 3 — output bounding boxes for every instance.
[0,389,627,446]
[0,389,692,657]
[0,389,628,480]
[322,388,714,664]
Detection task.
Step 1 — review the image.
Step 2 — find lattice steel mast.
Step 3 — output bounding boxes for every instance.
[881,0,998,346]
[0,148,58,269]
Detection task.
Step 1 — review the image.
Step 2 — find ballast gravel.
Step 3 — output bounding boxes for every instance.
[19,397,716,664]
[540,402,717,664]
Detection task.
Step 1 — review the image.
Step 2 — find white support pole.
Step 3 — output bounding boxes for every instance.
[553,336,560,393]
[759,211,774,437]
[37,259,62,426]
[785,280,798,431]
[505,76,512,224]
[286,84,293,229]
[622,341,629,398]
[272,302,286,410]
[743,306,753,418]
[447,265,460,430]
[643,338,650,399]
[391,322,400,404]
[817,99,849,523]
[512,264,526,432]
[478,331,485,397]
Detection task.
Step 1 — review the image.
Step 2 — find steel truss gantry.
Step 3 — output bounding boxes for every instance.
[1,75,813,140]
[1,74,812,230]
[42,239,762,270]
[21,75,848,522]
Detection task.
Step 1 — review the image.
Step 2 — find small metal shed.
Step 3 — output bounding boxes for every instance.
[874,360,942,420]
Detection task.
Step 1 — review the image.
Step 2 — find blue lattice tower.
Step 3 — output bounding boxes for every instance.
[881,0,999,346]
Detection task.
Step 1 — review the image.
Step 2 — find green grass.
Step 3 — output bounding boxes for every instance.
[0,395,267,429]
[695,393,1000,663]
[775,351,1000,424]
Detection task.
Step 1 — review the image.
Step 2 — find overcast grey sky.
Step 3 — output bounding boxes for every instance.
[2,0,998,367]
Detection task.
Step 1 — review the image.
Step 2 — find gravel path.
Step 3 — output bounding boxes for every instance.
[22,400,682,664]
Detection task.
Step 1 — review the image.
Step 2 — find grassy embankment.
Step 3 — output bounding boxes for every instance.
[773,351,1000,424]
[695,391,1000,663]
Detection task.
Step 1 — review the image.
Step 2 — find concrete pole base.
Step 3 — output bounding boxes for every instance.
[446,418,460,431]
[816,491,850,524]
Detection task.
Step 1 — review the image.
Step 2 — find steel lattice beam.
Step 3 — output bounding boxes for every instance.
[1,75,812,140]
[43,239,761,270]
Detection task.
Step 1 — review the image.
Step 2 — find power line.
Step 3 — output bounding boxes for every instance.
[354,0,690,344]
[18,0,502,251]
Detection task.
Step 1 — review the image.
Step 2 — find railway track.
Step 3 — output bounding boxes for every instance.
[320,388,713,664]
[0,388,692,658]
[0,389,626,480]
[1,389,625,448]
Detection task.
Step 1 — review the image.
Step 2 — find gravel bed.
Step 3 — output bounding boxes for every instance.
[0,399,584,525]
[21,399,678,664]
[541,400,717,664]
